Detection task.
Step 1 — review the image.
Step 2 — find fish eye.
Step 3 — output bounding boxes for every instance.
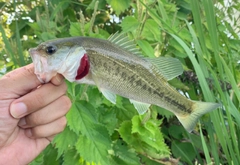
[45,45,57,55]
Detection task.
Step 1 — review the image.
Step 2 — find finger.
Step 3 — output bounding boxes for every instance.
[10,82,67,118]
[18,95,71,128]
[0,64,41,99]
[46,135,56,142]
[50,74,65,86]
[25,117,67,138]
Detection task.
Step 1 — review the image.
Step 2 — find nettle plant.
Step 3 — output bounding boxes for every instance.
[1,0,239,165]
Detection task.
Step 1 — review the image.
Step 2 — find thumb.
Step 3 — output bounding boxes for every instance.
[1,64,42,99]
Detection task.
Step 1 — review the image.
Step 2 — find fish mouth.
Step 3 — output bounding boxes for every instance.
[29,48,57,83]
[35,72,57,83]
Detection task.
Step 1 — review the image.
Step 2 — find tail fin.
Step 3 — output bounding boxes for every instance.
[176,101,221,132]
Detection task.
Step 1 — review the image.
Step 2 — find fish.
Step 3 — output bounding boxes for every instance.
[29,32,220,132]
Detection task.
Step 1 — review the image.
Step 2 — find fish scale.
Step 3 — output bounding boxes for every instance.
[84,42,193,115]
[29,32,220,132]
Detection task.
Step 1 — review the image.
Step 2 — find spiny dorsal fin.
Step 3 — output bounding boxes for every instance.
[147,57,183,81]
[108,32,142,56]
[108,32,183,81]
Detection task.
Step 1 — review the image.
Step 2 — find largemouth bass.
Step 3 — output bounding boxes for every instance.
[29,33,220,132]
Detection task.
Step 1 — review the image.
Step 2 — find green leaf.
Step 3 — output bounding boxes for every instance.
[168,125,185,140]
[106,0,131,15]
[171,141,196,164]
[42,145,60,165]
[131,116,169,154]
[142,19,161,42]
[119,120,143,150]
[136,40,155,58]
[70,101,112,164]
[115,97,138,123]
[97,107,118,135]
[119,116,170,159]
[53,126,78,159]
[66,100,98,134]
[168,38,188,58]
[69,22,83,37]
[140,155,163,165]
[63,148,80,165]
[151,105,174,122]
[121,16,139,32]
[87,87,105,107]
[112,140,140,165]
[76,135,111,164]
[66,104,82,134]
[29,152,44,165]
[41,32,56,41]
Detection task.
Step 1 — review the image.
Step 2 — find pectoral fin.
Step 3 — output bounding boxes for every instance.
[91,72,117,104]
[101,89,117,104]
[130,99,151,115]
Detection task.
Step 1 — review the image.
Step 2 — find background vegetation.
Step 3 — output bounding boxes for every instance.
[0,0,240,164]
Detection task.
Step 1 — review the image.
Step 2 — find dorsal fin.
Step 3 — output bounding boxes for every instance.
[108,32,142,56]
[108,32,183,81]
[147,57,183,81]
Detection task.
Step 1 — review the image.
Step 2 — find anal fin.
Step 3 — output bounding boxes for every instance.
[130,99,151,115]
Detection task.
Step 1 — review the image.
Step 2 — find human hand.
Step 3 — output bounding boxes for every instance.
[0,64,71,165]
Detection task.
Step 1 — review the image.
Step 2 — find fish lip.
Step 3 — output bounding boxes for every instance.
[28,48,37,55]
[35,72,56,83]
[29,47,57,83]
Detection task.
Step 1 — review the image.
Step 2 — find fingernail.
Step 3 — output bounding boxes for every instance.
[10,102,27,118]
[55,74,63,83]
[18,118,26,127]
[25,129,32,137]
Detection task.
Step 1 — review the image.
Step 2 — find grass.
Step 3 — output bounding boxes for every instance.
[145,0,240,164]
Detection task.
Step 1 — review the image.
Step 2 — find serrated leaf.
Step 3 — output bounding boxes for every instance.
[63,148,80,165]
[76,135,111,165]
[86,87,104,107]
[29,152,44,165]
[66,104,82,134]
[118,121,141,148]
[66,101,98,134]
[97,107,118,135]
[152,105,174,122]
[142,19,161,42]
[69,22,83,37]
[140,155,162,165]
[121,16,139,32]
[119,116,170,159]
[53,126,78,158]
[70,101,112,164]
[106,0,131,15]
[132,116,169,154]
[41,32,56,41]
[115,97,138,123]
[112,140,140,165]
[43,145,60,165]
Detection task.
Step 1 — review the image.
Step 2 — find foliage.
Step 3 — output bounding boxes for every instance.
[1,0,240,164]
